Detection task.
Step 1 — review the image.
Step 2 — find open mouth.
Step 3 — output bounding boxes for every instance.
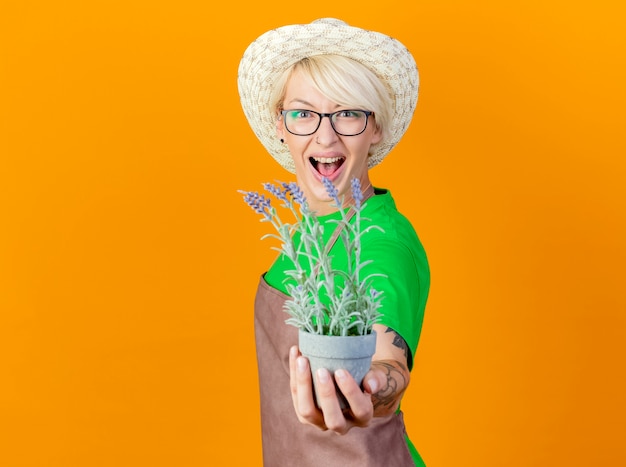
[310,156,345,177]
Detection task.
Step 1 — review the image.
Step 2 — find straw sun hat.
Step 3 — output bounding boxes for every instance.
[237,18,419,173]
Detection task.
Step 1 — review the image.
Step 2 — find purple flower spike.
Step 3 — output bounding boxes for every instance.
[282,182,306,206]
[351,178,363,210]
[322,177,341,207]
[263,182,287,202]
[241,191,272,219]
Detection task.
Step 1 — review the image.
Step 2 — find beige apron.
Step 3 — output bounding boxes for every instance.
[253,189,415,466]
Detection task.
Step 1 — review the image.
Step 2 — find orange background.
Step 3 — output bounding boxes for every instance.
[1,1,625,466]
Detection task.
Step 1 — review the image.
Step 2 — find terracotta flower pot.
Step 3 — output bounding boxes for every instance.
[298,329,377,409]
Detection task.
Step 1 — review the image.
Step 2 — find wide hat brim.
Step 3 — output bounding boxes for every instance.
[237,18,419,174]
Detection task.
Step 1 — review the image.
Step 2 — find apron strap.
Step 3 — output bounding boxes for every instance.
[326,184,375,250]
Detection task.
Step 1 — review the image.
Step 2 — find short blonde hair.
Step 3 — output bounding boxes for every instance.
[270,54,393,145]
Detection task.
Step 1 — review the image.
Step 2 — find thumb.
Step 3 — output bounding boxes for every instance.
[362,370,384,395]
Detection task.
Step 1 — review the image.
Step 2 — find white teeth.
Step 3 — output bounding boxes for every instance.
[313,156,343,163]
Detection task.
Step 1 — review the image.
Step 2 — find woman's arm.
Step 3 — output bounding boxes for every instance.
[369,324,411,417]
[288,323,411,434]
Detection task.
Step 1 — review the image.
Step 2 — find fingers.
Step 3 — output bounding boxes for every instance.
[333,369,373,426]
[289,346,326,428]
[313,368,348,433]
[288,345,375,433]
[295,357,324,424]
[288,346,299,399]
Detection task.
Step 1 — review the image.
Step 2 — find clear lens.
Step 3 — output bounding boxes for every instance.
[332,111,368,135]
[283,110,369,136]
[284,110,319,135]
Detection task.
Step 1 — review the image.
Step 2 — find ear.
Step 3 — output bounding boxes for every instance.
[370,124,383,145]
[276,114,285,140]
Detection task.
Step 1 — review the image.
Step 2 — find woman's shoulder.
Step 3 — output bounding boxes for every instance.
[363,189,421,241]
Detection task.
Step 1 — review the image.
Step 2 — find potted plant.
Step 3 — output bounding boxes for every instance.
[240,177,385,406]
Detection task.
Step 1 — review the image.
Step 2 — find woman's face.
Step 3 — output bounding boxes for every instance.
[276,70,382,215]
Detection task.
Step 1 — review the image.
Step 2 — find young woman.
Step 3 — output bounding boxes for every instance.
[238,18,430,466]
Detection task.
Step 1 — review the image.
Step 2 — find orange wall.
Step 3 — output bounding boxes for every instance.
[1,1,624,466]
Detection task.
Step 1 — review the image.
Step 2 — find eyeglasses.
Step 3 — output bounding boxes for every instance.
[280,109,374,136]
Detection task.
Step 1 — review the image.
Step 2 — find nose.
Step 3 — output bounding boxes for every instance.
[315,115,338,145]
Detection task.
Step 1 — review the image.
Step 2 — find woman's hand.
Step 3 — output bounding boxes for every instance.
[288,345,385,434]
[288,324,411,435]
